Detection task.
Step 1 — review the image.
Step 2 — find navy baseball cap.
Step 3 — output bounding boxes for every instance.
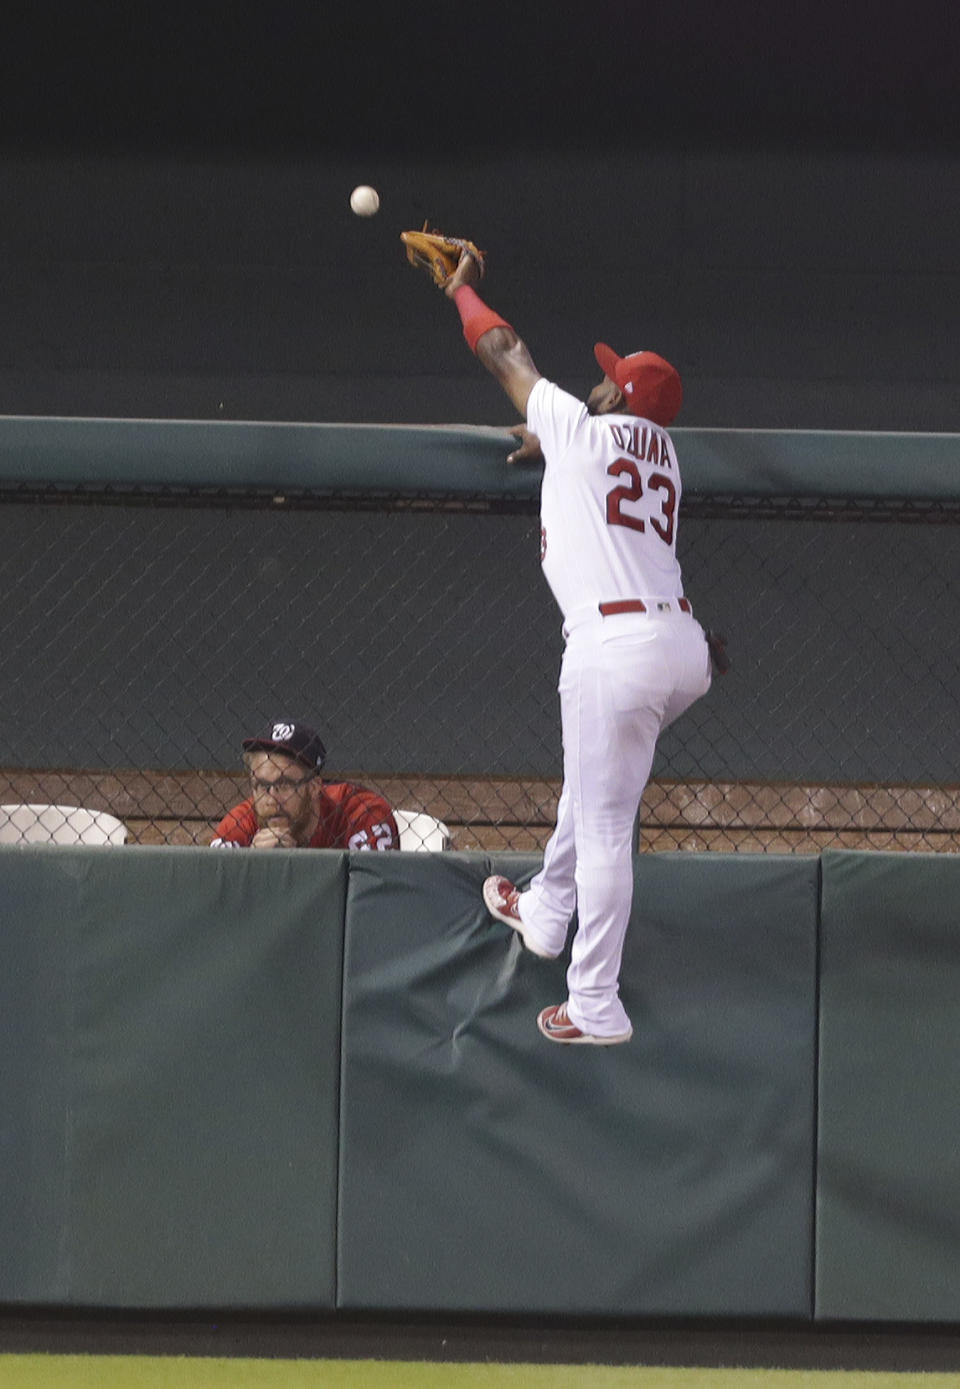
[242,721,327,771]
[594,343,683,426]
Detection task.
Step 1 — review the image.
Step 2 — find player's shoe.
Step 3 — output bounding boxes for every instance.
[537,1002,633,1046]
[482,875,557,959]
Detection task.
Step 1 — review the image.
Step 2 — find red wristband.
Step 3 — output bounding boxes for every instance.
[452,285,512,354]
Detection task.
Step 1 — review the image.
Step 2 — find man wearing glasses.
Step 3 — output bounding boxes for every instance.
[211,721,399,851]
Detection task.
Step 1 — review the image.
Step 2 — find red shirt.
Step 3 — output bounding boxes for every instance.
[211,781,398,850]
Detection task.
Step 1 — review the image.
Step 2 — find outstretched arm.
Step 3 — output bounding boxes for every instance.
[444,253,542,418]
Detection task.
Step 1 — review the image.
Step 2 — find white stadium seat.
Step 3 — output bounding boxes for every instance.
[0,803,128,846]
[393,809,451,852]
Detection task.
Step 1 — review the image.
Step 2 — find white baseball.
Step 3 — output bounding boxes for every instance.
[350,185,380,217]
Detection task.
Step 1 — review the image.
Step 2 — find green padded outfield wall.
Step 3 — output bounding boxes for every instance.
[10,842,960,1320]
[338,850,819,1317]
[2,845,818,1315]
[816,850,960,1321]
[1,416,958,498]
[0,845,345,1308]
[0,847,79,1302]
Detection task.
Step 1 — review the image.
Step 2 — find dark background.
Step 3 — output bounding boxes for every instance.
[3,3,957,157]
[0,2,958,428]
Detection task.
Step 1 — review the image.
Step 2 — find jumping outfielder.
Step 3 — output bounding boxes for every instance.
[407,232,713,1045]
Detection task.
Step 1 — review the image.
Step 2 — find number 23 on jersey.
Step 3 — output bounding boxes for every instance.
[605,458,677,545]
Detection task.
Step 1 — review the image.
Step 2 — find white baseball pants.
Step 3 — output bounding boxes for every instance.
[517,606,712,1036]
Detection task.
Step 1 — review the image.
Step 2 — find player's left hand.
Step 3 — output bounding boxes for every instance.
[443,247,483,298]
[506,425,543,466]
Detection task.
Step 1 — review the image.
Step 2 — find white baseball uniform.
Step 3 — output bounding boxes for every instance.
[517,377,712,1037]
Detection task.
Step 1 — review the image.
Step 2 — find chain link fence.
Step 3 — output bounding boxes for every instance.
[1,484,958,852]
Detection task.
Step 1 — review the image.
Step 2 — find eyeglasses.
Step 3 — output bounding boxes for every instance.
[249,772,317,795]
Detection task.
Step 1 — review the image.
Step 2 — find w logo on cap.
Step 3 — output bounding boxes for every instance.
[272,722,295,741]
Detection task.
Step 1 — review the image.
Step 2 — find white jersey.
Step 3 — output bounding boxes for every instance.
[526,377,684,622]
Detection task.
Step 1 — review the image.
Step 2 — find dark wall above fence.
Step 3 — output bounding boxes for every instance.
[1,145,959,432]
[2,483,958,794]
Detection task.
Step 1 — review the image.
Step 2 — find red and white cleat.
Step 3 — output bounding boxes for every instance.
[537,1001,632,1046]
[481,875,556,958]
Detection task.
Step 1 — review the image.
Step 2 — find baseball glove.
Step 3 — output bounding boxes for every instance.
[400,222,485,288]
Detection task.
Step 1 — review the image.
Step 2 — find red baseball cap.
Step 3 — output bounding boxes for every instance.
[593,343,683,426]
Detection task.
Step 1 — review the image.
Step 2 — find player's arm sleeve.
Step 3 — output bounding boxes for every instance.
[526,378,589,468]
[344,792,400,851]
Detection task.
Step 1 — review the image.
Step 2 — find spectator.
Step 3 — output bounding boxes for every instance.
[212,721,398,850]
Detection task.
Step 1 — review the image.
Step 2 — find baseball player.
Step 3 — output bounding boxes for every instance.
[212,720,399,850]
[426,248,712,1044]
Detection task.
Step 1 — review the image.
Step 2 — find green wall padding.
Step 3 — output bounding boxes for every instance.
[0,849,80,1301]
[337,851,819,1316]
[2,416,959,499]
[16,843,960,1321]
[817,850,960,1321]
[0,845,345,1308]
